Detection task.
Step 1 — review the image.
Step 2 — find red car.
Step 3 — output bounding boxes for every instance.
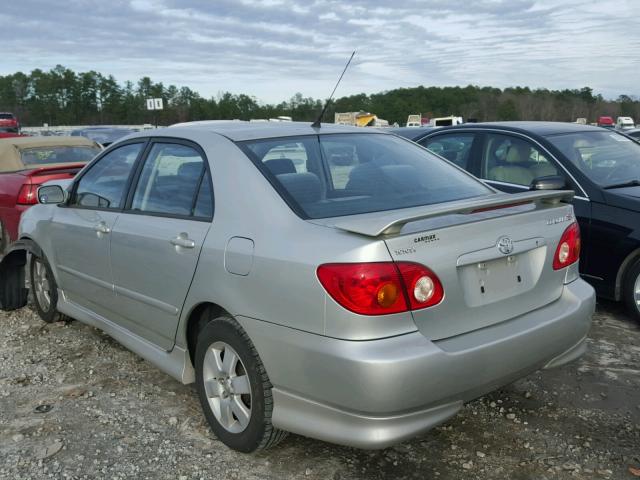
[597,116,615,128]
[0,112,20,132]
[0,136,101,254]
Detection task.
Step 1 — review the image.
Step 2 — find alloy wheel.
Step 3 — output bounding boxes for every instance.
[202,341,252,433]
[32,258,52,311]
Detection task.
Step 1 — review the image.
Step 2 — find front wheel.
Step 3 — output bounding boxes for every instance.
[194,316,287,452]
[623,258,640,323]
[30,255,62,323]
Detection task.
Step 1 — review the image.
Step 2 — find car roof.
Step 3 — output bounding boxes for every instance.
[388,126,439,140]
[432,121,605,136]
[167,120,382,141]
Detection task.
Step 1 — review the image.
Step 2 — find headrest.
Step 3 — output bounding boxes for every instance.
[265,158,296,175]
[505,143,530,164]
[276,172,322,204]
[178,161,203,178]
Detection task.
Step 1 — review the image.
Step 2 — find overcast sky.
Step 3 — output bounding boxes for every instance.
[2,0,639,103]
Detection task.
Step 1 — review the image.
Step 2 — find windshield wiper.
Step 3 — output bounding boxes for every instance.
[603,179,640,189]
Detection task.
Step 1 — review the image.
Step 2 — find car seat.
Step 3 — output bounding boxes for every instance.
[488,142,534,185]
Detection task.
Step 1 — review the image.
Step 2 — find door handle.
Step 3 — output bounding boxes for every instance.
[94,222,111,234]
[170,233,195,249]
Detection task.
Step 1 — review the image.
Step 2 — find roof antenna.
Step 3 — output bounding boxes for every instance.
[311,50,356,128]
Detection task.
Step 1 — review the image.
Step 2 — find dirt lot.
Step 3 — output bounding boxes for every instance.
[1,300,639,480]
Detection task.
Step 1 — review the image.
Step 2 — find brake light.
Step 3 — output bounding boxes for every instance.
[317,262,443,315]
[553,222,581,270]
[17,184,40,205]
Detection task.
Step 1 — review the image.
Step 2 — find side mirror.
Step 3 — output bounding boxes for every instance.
[530,175,567,191]
[38,185,67,204]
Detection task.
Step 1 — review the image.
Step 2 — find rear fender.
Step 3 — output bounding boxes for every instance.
[0,239,42,310]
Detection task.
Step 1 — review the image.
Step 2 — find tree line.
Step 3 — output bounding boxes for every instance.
[0,65,638,127]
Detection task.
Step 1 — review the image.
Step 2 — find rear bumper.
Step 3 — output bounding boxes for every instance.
[237,279,594,449]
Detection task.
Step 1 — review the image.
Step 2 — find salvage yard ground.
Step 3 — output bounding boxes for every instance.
[1,301,639,480]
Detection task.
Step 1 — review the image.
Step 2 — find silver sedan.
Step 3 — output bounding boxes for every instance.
[0,121,594,452]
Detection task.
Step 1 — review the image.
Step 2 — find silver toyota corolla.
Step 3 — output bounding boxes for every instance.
[0,121,595,452]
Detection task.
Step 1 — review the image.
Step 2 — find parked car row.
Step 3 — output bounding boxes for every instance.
[394,122,640,321]
[0,120,596,453]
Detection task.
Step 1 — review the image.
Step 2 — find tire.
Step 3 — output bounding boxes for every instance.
[623,258,640,323]
[30,254,63,323]
[0,221,7,257]
[195,315,287,452]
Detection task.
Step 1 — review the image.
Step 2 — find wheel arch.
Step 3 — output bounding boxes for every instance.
[615,245,640,301]
[184,301,230,367]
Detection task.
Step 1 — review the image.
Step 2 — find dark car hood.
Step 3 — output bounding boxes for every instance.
[604,186,640,211]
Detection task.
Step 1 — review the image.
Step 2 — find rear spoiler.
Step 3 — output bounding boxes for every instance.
[22,162,86,176]
[331,190,574,237]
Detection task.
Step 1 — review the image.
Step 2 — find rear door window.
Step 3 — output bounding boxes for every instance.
[130,143,210,217]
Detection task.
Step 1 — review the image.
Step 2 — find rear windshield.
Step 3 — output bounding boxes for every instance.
[239,133,491,219]
[0,113,14,119]
[20,146,100,166]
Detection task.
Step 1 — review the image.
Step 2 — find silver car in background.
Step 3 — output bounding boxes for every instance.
[0,121,594,452]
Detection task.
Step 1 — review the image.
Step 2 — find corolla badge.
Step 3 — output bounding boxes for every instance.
[497,236,514,255]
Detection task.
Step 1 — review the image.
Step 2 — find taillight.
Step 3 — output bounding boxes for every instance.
[316,262,443,316]
[17,184,40,205]
[396,262,444,310]
[553,222,581,270]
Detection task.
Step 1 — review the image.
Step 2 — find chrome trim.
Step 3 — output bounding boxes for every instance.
[486,181,590,203]
[581,273,604,281]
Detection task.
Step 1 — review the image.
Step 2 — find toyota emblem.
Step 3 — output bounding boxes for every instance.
[497,236,514,255]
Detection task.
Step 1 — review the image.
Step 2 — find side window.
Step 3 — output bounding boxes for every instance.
[193,170,213,218]
[420,134,475,169]
[72,143,142,209]
[482,134,559,186]
[131,143,208,217]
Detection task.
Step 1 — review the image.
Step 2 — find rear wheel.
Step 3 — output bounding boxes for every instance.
[194,315,287,452]
[623,258,640,323]
[30,255,62,323]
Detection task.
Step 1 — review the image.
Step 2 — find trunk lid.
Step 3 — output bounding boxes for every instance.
[327,191,576,340]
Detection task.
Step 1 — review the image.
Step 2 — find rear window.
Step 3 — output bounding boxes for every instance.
[0,113,14,120]
[20,146,100,166]
[239,133,491,219]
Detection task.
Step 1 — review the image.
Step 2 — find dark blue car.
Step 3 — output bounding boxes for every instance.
[394,122,640,321]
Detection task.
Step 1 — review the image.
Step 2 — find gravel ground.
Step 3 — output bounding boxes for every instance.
[1,300,639,480]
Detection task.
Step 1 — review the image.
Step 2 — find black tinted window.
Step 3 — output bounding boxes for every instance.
[131,143,206,216]
[73,143,142,209]
[241,134,491,219]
